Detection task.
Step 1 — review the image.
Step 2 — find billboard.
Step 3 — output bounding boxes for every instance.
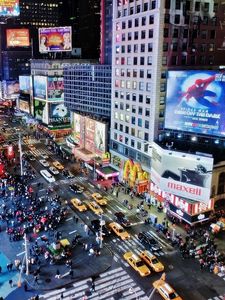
[85,117,95,153]
[4,80,20,96]
[34,100,48,124]
[164,70,225,137]
[49,103,70,125]
[47,77,64,101]
[39,27,72,53]
[72,113,84,146]
[19,100,30,113]
[33,76,47,100]
[94,120,107,155]
[151,143,213,204]
[19,76,30,94]
[6,29,30,47]
[0,0,19,16]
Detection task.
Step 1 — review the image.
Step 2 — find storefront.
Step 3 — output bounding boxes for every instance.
[96,166,120,182]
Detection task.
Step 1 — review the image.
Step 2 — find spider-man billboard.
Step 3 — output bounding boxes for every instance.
[164,70,225,137]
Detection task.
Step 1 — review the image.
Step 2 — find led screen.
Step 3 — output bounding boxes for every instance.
[47,77,64,101]
[19,76,30,94]
[34,100,48,124]
[39,27,72,53]
[0,0,19,16]
[164,70,225,137]
[6,29,29,47]
[33,76,47,100]
[151,143,213,204]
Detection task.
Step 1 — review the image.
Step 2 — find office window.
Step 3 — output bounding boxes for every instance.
[209,44,214,52]
[131,139,135,147]
[140,69,144,78]
[131,128,135,136]
[139,94,143,102]
[181,55,186,65]
[183,29,188,38]
[133,69,137,77]
[114,133,117,140]
[137,142,141,150]
[122,33,125,41]
[128,20,132,28]
[140,57,145,65]
[119,124,123,131]
[138,107,143,114]
[148,43,153,52]
[114,122,118,129]
[147,56,152,65]
[164,28,169,38]
[147,70,151,79]
[133,57,138,65]
[125,115,130,123]
[163,43,168,51]
[171,56,177,65]
[130,6,134,14]
[175,0,181,9]
[173,28,179,38]
[149,29,153,38]
[141,30,146,39]
[127,45,131,53]
[138,118,142,127]
[195,1,200,11]
[200,44,206,52]
[142,17,146,26]
[145,120,149,129]
[121,69,125,76]
[128,32,132,40]
[172,43,178,51]
[162,56,167,65]
[149,15,154,24]
[125,126,129,133]
[134,44,138,53]
[210,30,215,39]
[126,92,130,100]
[125,137,128,145]
[145,108,150,116]
[165,0,170,9]
[127,69,131,77]
[122,21,126,29]
[132,93,136,101]
[139,82,144,91]
[160,96,165,104]
[136,5,141,13]
[144,132,149,141]
[144,2,148,11]
[164,14,170,24]
[135,18,139,27]
[174,15,180,24]
[204,2,209,12]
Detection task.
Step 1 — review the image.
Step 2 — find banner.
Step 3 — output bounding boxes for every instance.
[94,120,106,154]
[164,70,225,137]
[19,76,30,94]
[47,77,64,101]
[39,27,72,53]
[33,76,47,100]
[6,29,29,47]
[0,0,19,16]
[19,100,30,113]
[34,100,48,124]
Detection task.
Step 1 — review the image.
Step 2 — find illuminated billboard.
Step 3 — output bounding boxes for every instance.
[47,77,64,101]
[151,143,213,204]
[164,70,225,137]
[6,29,30,47]
[49,103,70,125]
[73,113,84,146]
[0,0,19,16]
[19,76,30,94]
[4,80,19,96]
[94,120,107,155]
[39,27,72,53]
[33,76,47,100]
[19,100,30,113]
[34,100,48,124]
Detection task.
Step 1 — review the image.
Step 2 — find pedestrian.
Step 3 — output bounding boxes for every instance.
[60,293,64,299]
[69,269,74,279]
[0,266,2,273]
[34,295,39,300]
[7,263,10,271]
[9,279,13,288]
[90,281,95,292]
[55,269,61,279]
[24,283,28,292]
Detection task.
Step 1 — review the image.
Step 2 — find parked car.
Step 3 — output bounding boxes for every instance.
[40,169,55,183]
[114,212,131,227]
[39,159,50,167]
[91,219,111,237]
[138,232,162,253]
[69,184,84,194]
[49,166,60,175]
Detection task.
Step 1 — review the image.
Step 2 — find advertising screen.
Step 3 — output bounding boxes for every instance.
[39,27,72,53]
[33,76,47,100]
[49,103,70,125]
[5,80,20,96]
[47,77,64,101]
[6,29,30,47]
[0,0,19,16]
[151,143,213,204]
[164,70,225,137]
[19,76,30,94]
[19,100,30,113]
[94,121,107,155]
[85,117,95,153]
[72,113,84,146]
[34,100,48,124]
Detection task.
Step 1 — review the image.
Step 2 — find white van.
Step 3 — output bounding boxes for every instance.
[40,169,56,183]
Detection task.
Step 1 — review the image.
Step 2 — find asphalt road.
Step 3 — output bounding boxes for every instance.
[0,116,225,300]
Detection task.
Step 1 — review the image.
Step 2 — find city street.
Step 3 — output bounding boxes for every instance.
[0,116,224,300]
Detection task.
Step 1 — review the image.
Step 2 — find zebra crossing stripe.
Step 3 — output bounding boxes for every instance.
[99,267,123,278]
[41,288,66,298]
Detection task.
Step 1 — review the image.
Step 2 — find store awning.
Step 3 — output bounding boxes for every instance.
[96,166,119,179]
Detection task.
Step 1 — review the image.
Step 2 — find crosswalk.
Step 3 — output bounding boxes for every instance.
[39,266,148,300]
[23,147,52,158]
[208,295,225,300]
[217,271,225,281]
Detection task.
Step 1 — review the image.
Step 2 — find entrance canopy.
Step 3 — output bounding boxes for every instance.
[96,166,119,180]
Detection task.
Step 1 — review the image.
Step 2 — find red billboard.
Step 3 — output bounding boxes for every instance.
[6,29,30,47]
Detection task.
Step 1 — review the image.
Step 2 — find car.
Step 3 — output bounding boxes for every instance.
[71,198,87,212]
[69,184,84,194]
[123,251,151,277]
[39,159,50,167]
[49,166,60,175]
[52,161,64,170]
[88,201,103,215]
[108,222,130,240]
[91,219,111,237]
[40,169,55,183]
[91,193,107,206]
[40,154,49,160]
[152,279,183,300]
[62,169,75,178]
[28,144,36,151]
[114,212,131,227]
[138,232,162,253]
[139,250,164,272]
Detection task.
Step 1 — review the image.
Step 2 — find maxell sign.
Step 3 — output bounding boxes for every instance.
[151,143,214,204]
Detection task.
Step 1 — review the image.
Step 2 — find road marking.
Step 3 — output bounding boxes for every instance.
[16,251,25,257]
[66,217,72,221]
[86,216,90,219]
[130,221,144,226]
[115,205,127,212]
[69,230,77,235]
[88,183,95,188]
[106,208,112,214]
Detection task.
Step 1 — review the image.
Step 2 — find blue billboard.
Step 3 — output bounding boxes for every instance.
[19,76,30,94]
[33,76,47,100]
[164,70,225,137]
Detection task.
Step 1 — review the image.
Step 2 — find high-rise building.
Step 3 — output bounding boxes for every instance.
[110,0,225,174]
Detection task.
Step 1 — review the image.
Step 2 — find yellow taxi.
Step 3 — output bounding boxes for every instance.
[71,198,87,212]
[139,250,164,272]
[52,161,64,170]
[88,201,103,215]
[123,251,151,277]
[108,222,130,240]
[153,279,183,300]
[91,193,107,206]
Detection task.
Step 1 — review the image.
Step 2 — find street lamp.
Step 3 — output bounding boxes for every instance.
[99,214,105,249]
[18,133,23,177]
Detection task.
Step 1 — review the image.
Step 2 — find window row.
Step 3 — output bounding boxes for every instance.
[115,92,151,104]
[115,79,152,91]
[116,15,154,31]
[116,43,153,54]
[115,56,153,66]
[115,68,152,79]
[163,42,215,52]
[162,55,214,66]
[114,130,150,145]
[117,1,156,17]
[114,104,151,117]
[164,28,216,39]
